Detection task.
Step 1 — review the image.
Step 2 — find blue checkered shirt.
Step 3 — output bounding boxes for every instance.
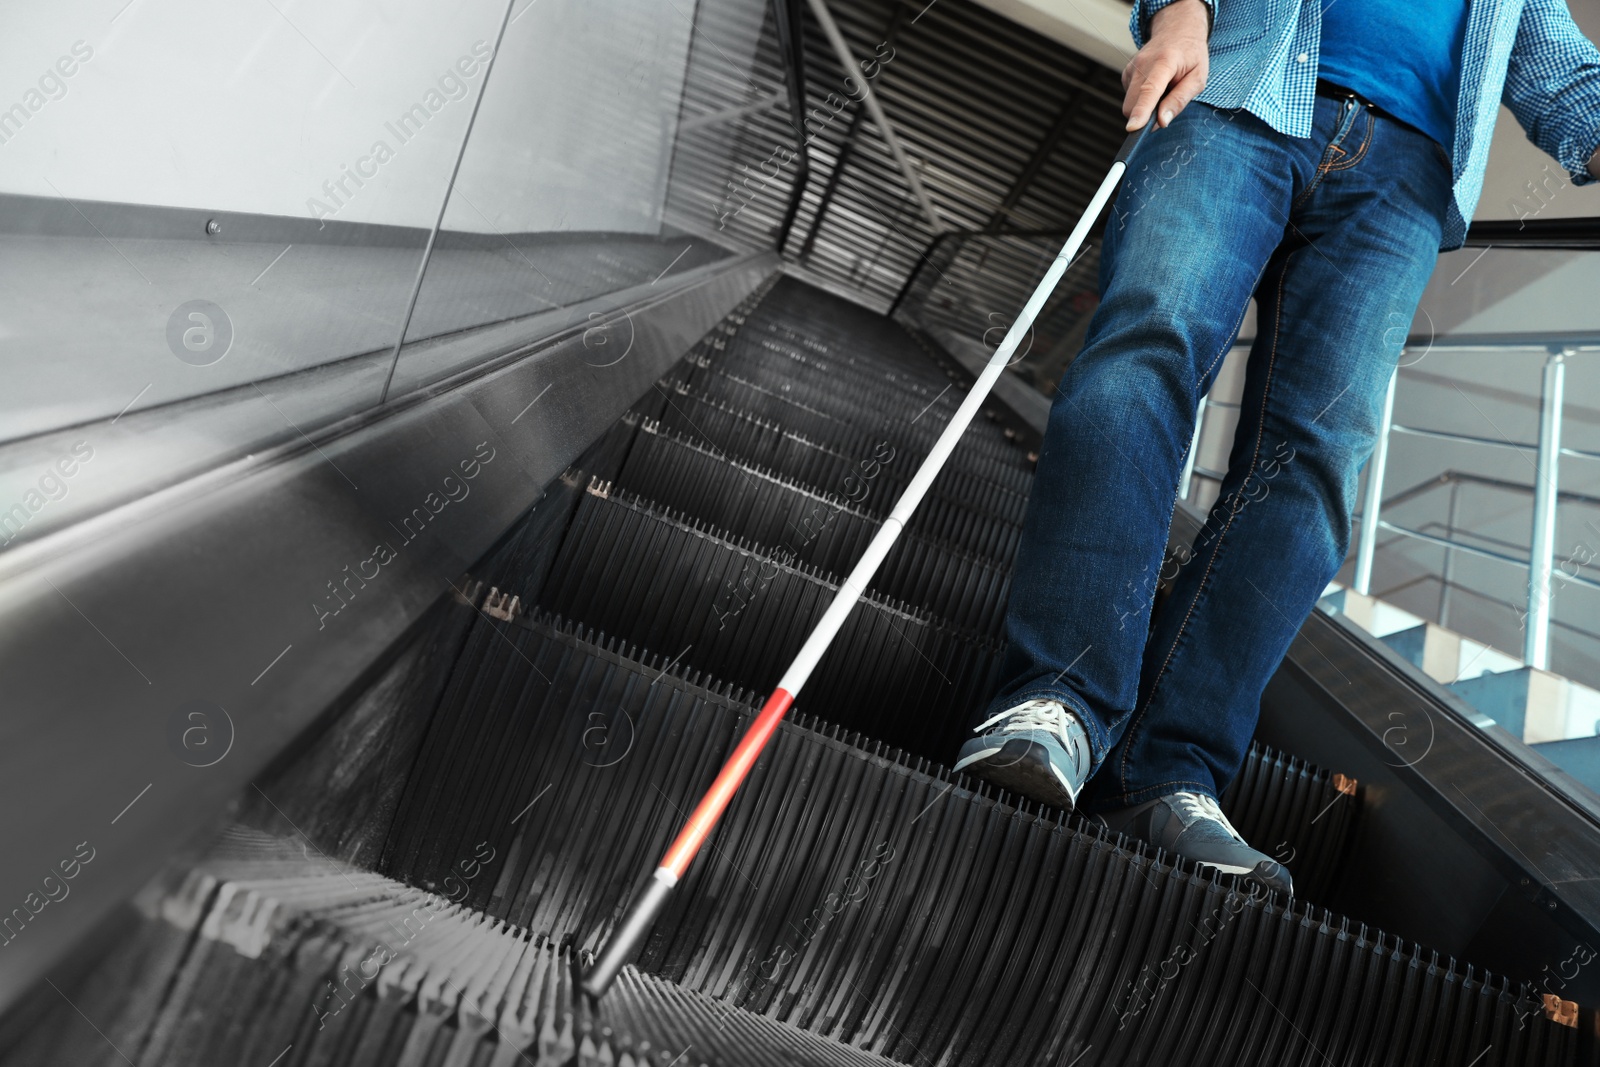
[1133,0,1600,249]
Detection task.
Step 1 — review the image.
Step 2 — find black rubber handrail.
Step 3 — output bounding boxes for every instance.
[1463,215,1600,249]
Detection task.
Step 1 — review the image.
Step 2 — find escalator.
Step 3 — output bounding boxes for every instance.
[8,274,1597,1066]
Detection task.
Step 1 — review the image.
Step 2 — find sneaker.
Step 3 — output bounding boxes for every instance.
[1098,791,1293,896]
[954,698,1092,810]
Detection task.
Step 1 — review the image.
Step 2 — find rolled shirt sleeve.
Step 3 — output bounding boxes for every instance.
[1502,0,1600,185]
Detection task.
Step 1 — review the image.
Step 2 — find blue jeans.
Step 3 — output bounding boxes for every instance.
[979,95,1451,811]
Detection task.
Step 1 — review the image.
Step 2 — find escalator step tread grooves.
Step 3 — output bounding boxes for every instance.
[91,827,911,1067]
[675,362,1028,474]
[661,367,1033,503]
[363,608,1568,1066]
[533,483,1002,762]
[612,421,1011,636]
[645,391,1022,564]
[672,320,1032,483]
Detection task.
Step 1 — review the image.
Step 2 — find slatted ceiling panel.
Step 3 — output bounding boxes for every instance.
[888,41,1132,355]
[786,2,924,291]
[1010,109,1134,225]
[787,0,1129,310]
[893,7,1090,205]
[885,46,1074,174]
[661,0,798,253]
[1014,119,1130,210]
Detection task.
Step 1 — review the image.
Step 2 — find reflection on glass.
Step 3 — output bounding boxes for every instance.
[389,0,794,397]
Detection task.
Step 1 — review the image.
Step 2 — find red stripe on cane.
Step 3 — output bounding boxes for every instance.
[661,687,795,879]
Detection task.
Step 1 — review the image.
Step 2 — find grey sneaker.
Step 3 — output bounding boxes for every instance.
[1098,791,1293,896]
[953,698,1091,810]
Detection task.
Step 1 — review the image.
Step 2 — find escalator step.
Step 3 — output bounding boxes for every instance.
[717,330,960,412]
[535,481,1002,761]
[374,612,1568,1067]
[614,421,1010,636]
[63,827,910,1067]
[678,361,1026,475]
[665,370,1033,513]
[1219,743,1358,905]
[649,390,1022,564]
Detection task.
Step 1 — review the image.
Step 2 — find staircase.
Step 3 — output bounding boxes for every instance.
[1323,584,1600,793]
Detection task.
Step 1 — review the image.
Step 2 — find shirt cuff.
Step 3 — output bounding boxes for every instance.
[1571,132,1600,186]
[1135,0,1215,46]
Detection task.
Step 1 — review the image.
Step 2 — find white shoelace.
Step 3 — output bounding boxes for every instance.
[973,699,1078,744]
[1170,791,1243,843]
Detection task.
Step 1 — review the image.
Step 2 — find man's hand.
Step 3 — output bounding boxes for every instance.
[1589,143,1599,179]
[1123,0,1210,131]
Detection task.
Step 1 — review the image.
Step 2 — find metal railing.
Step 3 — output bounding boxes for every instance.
[1361,342,1596,669]
[1185,338,1599,672]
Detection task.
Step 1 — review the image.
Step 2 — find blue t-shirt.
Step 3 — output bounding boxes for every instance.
[1317,0,1470,149]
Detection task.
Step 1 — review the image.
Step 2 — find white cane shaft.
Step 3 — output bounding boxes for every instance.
[775,160,1129,695]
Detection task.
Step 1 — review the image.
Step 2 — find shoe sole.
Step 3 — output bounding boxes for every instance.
[1194,858,1294,898]
[953,738,1080,811]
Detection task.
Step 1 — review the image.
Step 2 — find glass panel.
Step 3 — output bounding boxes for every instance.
[1322,246,1600,805]
[385,0,793,398]
[1416,246,1600,344]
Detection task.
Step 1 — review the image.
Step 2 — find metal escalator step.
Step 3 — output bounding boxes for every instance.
[719,305,953,375]
[73,827,912,1067]
[678,359,1024,471]
[1219,743,1357,905]
[703,331,992,433]
[614,422,1011,636]
[649,391,1023,563]
[372,612,1572,1067]
[654,375,1034,508]
[672,370,1032,526]
[670,366,1032,488]
[717,331,960,410]
[535,482,1002,761]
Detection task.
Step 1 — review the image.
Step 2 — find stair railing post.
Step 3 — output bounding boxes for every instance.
[1439,479,1460,628]
[1524,348,1568,668]
[1179,394,1207,501]
[1354,365,1398,595]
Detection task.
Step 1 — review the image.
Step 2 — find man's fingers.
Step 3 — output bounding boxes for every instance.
[1157,67,1207,127]
[1124,58,1175,130]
